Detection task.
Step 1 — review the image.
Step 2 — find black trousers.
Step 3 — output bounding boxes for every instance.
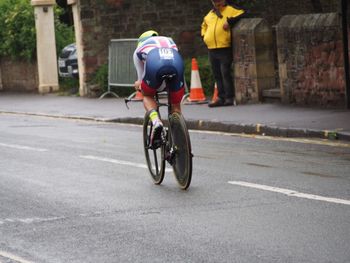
[208,48,234,100]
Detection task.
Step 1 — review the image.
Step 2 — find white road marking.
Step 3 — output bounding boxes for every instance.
[228,181,350,206]
[80,155,172,172]
[0,216,65,225]
[0,251,34,263]
[0,142,48,152]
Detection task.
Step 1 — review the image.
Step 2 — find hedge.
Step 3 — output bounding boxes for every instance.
[0,0,74,61]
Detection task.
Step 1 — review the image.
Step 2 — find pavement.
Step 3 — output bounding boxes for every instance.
[0,92,350,141]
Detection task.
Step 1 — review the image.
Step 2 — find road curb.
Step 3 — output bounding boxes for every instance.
[184,119,350,141]
[107,117,350,142]
[2,110,350,142]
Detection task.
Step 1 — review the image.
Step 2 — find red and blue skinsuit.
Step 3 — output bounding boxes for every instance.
[133,36,185,104]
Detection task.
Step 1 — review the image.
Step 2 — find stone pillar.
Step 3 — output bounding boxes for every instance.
[31,0,59,93]
[68,0,87,96]
[233,18,275,104]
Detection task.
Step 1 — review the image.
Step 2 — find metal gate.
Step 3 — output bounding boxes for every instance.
[100,38,137,98]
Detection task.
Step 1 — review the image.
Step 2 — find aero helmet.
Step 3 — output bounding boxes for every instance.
[137,30,158,46]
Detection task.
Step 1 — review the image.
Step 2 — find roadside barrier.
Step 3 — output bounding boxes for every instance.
[100,39,137,99]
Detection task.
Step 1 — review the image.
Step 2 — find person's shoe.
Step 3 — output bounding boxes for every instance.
[208,98,224,108]
[151,121,164,149]
[224,98,234,106]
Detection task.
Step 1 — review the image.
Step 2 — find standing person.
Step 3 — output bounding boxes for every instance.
[201,0,245,107]
[133,30,185,147]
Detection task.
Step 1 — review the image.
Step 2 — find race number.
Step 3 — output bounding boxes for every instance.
[159,48,174,60]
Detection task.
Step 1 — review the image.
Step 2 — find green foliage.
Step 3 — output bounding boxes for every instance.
[58,77,79,96]
[0,0,74,61]
[184,56,215,97]
[0,0,36,60]
[54,7,75,56]
[93,63,109,92]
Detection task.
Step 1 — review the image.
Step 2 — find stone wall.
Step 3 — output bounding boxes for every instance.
[245,0,340,26]
[0,58,38,92]
[276,13,347,107]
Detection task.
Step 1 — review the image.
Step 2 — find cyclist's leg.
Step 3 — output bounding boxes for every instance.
[141,56,160,112]
[143,110,166,184]
[172,103,181,113]
[142,93,157,112]
[170,81,184,113]
[142,49,163,113]
[170,90,183,113]
[141,59,166,182]
[141,90,164,148]
[168,50,185,113]
[142,52,165,147]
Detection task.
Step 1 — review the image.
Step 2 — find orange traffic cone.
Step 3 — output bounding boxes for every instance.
[211,82,218,102]
[131,90,143,101]
[187,58,207,103]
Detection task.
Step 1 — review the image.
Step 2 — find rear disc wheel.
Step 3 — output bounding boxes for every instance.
[169,112,192,190]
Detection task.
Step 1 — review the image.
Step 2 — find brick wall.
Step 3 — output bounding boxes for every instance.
[245,0,340,26]
[276,13,347,107]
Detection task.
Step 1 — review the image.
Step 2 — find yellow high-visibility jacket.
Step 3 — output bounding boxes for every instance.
[201,6,244,49]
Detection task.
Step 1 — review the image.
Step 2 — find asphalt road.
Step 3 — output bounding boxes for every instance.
[1,113,350,263]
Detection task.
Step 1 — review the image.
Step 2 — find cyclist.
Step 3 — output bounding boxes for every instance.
[133,30,185,148]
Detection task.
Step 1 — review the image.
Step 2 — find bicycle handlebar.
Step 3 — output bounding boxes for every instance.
[124,88,142,109]
[124,76,174,110]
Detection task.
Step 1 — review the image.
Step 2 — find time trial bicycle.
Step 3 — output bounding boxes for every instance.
[126,74,193,189]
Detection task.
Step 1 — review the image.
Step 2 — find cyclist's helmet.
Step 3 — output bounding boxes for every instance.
[137,30,159,47]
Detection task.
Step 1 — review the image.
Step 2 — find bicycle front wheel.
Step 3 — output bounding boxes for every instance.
[143,111,165,185]
[169,112,192,190]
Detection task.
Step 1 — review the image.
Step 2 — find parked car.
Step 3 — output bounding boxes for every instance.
[58,43,79,78]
